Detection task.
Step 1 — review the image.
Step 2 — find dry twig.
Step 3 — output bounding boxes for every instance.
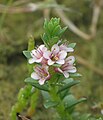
[76,56,103,77]
[13,0,31,6]
[0,3,39,13]
[55,0,103,40]
[55,8,92,40]
[90,0,103,37]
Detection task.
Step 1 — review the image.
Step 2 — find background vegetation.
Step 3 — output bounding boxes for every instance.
[0,0,103,119]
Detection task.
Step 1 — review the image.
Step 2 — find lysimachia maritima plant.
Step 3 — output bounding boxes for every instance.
[23,18,86,120]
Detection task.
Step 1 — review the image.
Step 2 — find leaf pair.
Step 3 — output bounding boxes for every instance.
[25,77,49,92]
[42,18,67,48]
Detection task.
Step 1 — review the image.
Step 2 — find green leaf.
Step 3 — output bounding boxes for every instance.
[48,22,54,34]
[69,73,82,77]
[44,100,59,109]
[50,36,59,45]
[79,114,91,120]
[68,43,76,48]
[41,91,51,100]
[63,78,74,84]
[63,94,86,109]
[42,34,50,48]
[63,94,76,108]
[41,91,58,109]
[42,18,67,48]
[58,79,80,93]
[52,25,61,36]
[23,51,31,59]
[57,26,68,36]
[52,63,62,67]
[44,19,48,29]
[71,97,86,107]
[25,77,49,91]
[59,89,71,100]
[28,36,35,51]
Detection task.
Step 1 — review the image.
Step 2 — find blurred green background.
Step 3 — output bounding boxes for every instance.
[0,0,103,119]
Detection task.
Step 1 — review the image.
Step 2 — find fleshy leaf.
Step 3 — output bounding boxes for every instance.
[68,43,76,48]
[57,26,68,36]
[52,63,62,67]
[50,36,59,45]
[59,89,71,100]
[79,114,91,120]
[44,100,59,109]
[42,18,67,48]
[63,94,86,109]
[41,91,51,100]
[23,51,31,59]
[41,91,58,109]
[69,73,82,77]
[58,79,80,93]
[25,77,49,91]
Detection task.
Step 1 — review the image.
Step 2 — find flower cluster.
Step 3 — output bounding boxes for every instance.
[29,43,76,85]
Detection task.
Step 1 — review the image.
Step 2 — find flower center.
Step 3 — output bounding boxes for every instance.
[51,55,59,61]
[44,73,48,77]
[51,53,59,61]
[40,68,48,78]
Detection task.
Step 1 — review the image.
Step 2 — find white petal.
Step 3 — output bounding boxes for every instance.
[35,57,43,63]
[48,59,55,65]
[31,49,40,59]
[31,49,36,57]
[31,51,39,59]
[42,65,49,72]
[63,71,69,78]
[59,44,65,50]
[60,45,74,52]
[31,49,36,53]
[56,59,65,64]
[43,51,51,59]
[46,74,50,80]
[31,72,39,79]
[28,58,36,64]
[51,44,59,54]
[67,66,77,73]
[57,68,63,73]
[66,56,75,64]
[39,45,45,49]
[66,47,74,52]
[39,79,45,85]
[59,50,67,59]
[39,45,47,51]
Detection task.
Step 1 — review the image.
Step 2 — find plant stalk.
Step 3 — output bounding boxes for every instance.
[49,75,73,120]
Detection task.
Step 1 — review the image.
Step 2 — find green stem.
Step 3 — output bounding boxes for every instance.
[10,37,39,120]
[49,75,73,120]
[10,85,32,120]
[27,89,39,117]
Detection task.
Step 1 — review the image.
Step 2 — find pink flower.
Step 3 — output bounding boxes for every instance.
[55,56,76,78]
[43,44,67,65]
[59,44,74,52]
[31,65,50,85]
[29,45,47,64]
